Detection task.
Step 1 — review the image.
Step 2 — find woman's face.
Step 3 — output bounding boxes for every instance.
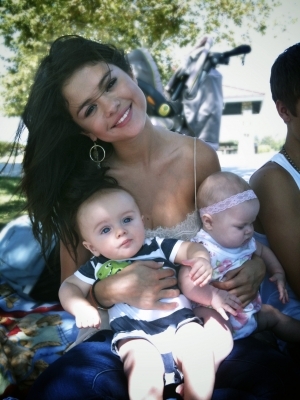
[62,62,147,143]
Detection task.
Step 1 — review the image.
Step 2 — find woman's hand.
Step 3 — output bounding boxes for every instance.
[93,260,180,311]
[212,255,266,308]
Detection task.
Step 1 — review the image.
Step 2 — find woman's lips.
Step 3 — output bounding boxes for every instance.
[114,105,131,127]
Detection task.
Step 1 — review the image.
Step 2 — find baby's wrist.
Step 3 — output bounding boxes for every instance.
[195,253,210,263]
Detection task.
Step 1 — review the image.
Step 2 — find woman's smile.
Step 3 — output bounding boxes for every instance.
[113,105,132,128]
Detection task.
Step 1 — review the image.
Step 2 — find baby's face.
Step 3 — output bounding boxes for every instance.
[78,191,145,259]
[210,199,259,248]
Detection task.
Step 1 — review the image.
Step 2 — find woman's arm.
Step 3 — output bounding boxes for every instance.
[250,163,300,297]
[60,241,180,310]
[92,261,180,310]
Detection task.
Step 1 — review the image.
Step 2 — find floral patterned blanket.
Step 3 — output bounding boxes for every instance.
[0,279,77,400]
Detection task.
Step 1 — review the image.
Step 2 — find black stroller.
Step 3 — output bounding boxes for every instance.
[128,37,251,150]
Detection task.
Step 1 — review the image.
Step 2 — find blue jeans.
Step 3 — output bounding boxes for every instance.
[26,330,300,400]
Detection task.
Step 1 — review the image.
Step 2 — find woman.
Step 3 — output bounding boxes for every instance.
[14,35,298,399]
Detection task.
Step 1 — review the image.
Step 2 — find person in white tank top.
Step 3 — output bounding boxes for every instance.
[250,43,300,347]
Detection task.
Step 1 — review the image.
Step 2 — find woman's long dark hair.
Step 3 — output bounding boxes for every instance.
[14,35,132,259]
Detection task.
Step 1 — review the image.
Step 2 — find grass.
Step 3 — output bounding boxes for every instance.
[0,176,27,230]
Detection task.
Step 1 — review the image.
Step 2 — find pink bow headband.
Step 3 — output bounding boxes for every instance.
[199,190,257,217]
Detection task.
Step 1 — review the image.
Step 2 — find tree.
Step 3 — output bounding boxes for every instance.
[0,0,280,116]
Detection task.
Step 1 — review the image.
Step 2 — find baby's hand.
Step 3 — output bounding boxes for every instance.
[75,305,101,329]
[269,272,289,304]
[181,257,212,287]
[211,289,242,320]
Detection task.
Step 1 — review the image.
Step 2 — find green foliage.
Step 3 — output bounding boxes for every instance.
[0,0,280,116]
[219,140,238,154]
[0,176,26,229]
[257,144,272,153]
[0,140,24,157]
[0,140,14,157]
[259,135,284,151]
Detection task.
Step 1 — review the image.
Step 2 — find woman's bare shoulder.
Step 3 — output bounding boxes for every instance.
[178,135,220,173]
[169,134,219,163]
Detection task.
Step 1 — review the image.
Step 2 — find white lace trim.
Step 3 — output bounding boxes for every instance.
[200,190,257,217]
[145,210,201,241]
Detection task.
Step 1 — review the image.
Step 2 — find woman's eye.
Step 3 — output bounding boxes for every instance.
[123,217,132,224]
[85,104,96,117]
[106,78,117,92]
[101,227,110,234]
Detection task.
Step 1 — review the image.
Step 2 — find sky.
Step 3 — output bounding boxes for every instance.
[0,0,299,144]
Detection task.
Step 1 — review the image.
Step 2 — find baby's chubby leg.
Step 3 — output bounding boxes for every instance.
[173,321,215,400]
[118,338,164,400]
[256,304,300,342]
[194,306,234,368]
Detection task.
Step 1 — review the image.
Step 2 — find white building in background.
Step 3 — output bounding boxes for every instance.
[219,85,265,154]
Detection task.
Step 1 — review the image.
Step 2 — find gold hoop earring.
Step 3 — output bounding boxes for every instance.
[89,144,106,168]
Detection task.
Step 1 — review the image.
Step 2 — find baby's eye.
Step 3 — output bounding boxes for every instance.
[106,78,117,92]
[101,227,111,234]
[123,217,132,224]
[85,104,97,117]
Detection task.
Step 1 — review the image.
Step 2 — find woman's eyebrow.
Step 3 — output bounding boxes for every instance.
[77,69,112,115]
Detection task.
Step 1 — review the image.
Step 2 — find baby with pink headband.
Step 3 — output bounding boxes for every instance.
[179,171,300,342]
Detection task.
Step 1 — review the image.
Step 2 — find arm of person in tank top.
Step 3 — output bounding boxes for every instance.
[60,241,180,310]
[250,162,300,298]
[255,240,288,303]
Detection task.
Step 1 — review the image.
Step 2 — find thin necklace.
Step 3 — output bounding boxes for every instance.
[281,146,300,174]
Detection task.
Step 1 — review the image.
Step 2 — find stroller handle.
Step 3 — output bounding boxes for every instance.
[223,45,251,58]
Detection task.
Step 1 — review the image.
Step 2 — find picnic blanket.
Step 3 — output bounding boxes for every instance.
[0,278,77,400]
